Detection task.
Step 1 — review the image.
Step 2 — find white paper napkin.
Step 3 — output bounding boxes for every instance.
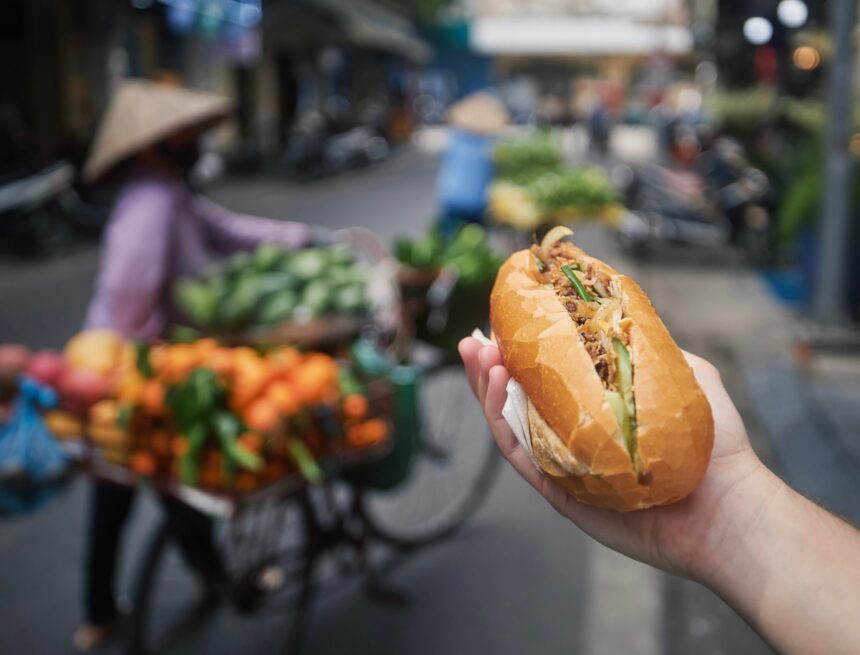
[470,329,535,460]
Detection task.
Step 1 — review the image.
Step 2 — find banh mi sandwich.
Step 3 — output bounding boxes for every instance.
[489,227,714,511]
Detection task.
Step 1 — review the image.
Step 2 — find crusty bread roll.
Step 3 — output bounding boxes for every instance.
[490,241,713,511]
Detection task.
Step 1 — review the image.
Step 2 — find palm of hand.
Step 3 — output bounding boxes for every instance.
[459,337,771,579]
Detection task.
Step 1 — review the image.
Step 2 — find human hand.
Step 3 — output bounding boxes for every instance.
[458,336,784,582]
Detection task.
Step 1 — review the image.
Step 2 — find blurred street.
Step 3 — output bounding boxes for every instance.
[0,138,814,655]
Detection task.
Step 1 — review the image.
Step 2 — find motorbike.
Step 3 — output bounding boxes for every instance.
[0,160,108,256]
[617,136,772,264]
[279,108,391,180]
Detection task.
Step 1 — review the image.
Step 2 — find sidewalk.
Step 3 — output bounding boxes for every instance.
[743,331,860,523]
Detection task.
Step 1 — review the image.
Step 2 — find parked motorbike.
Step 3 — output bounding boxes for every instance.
[279,109,390,180]
[617,137,772,264]
[0,160,108,256]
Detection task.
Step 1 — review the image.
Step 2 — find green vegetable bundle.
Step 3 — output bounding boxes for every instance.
[527,167,619,214]
[393,224,505,287]
[493,132,563,185]
[394,224,505,352]
[175,243,370,333]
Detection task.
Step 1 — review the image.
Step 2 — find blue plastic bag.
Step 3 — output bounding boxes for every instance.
[0,376,72,516]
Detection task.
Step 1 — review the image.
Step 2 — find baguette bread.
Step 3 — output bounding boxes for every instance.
[490,242,713,511]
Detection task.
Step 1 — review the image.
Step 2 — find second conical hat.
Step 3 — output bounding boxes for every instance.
[83,79,234,183]
[447,92,510,135]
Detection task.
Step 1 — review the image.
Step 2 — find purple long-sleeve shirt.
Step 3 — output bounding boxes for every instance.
[85,173,311,339]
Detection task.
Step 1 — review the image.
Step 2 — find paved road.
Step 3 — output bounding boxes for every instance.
[0,143,776,654]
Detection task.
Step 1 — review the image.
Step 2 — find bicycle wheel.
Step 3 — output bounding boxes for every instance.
[126,494,315,655]
[360,359,500,548]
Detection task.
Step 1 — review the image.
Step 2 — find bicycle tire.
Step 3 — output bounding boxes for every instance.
[126,500,316,655]
[360,361,501,549]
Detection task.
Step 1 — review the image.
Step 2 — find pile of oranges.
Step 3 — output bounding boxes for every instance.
[116,339,389,492]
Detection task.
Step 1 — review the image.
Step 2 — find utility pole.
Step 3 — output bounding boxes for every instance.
[814,0,857,324]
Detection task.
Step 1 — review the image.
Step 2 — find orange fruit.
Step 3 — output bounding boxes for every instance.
[232,346,260,363]
[193,338,218,356]
[210,347,235,377]
[266,380,301,415]
[346,418,388,448]
[293,356,339,403]
[234,470,261,493]
[150,430,172,457]
[238,432,262,453]
[89,398,120,426]
[172,437,188,458]
[156,343,198,383]
[130,451,157,477]
[243,398,280,434]
[141,380,165,414]
[118,371,144,405]
[64,329,124,376]
[342,394,368,420]
[267,347,302,375]
[231,358,271,410]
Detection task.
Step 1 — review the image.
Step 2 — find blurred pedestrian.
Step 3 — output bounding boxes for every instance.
[437,92,509,239]
[74,79,313,652]
[588,100,611,157]
[459,337,860,655]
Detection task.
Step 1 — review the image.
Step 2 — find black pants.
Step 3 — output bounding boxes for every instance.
[85,480,222,624]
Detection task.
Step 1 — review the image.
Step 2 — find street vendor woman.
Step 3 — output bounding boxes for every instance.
[74,79,314,651]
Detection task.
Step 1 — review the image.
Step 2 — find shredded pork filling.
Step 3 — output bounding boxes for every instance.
[533,241,645,477]
[532,243,623,389]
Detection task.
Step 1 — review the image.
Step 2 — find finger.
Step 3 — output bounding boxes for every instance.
[481,365,548,490]
[458,338,482,397]
[477,345,503,405]
[482,364,515,449]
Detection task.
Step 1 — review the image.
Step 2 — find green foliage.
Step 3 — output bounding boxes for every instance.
[493,132,563,185]
[165,368,262,486]
[393,223,505,286]
[527,167,619,213]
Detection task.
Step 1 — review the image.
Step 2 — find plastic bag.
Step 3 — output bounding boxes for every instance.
[0,376,72,516]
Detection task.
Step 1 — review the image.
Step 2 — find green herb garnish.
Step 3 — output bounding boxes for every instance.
[533,254,546,272]
[561,265,594,301]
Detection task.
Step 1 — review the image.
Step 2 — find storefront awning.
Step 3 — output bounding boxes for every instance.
[471,16,693,56]
[312,0,432,63]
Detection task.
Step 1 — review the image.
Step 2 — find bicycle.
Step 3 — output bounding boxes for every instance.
[124,233,501,655]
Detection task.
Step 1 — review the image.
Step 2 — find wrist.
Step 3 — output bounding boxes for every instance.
[692,463,860,655]
[690,455,787,589]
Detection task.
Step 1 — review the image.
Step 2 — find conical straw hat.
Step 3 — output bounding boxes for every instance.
[447,92,510,135]
[83,79,234,183]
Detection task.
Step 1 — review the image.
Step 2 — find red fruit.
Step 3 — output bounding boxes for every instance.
[0,344,30,388]
[26,350,65,388]
[59,368,108,417]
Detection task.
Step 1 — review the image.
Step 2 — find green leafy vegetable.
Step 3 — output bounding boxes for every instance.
[393,224,504,287]
[173,243,369,333]
[287,438,323,483]
[168,370,262,485]
[135,343,154,379]
[528,167,619,213]
[494,132,562,185]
